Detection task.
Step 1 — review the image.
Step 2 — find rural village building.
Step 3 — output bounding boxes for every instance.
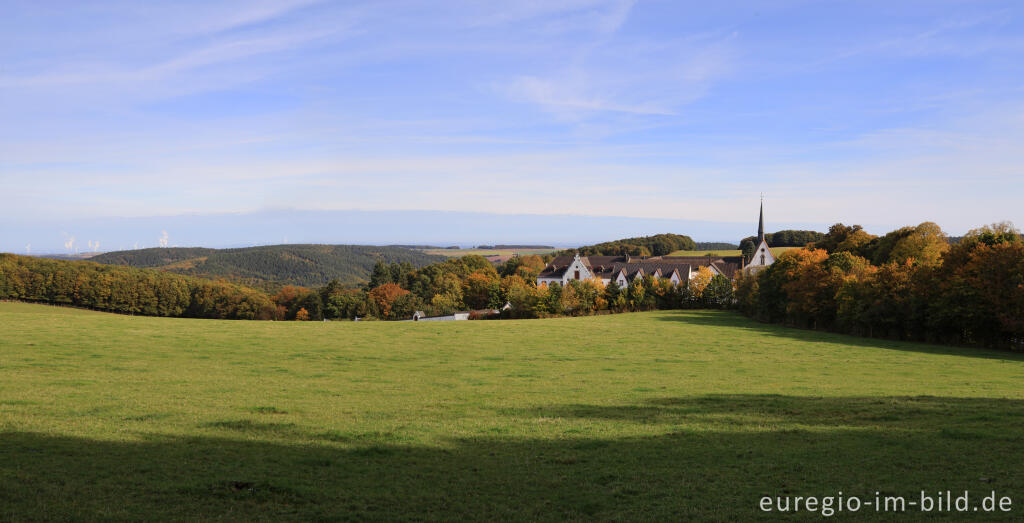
[536,201,774,287]
[743,199,775,275]
[536,254,743,287]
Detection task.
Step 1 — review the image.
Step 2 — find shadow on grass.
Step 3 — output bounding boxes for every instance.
[658,310,1024,362]
[3,395,1024,521]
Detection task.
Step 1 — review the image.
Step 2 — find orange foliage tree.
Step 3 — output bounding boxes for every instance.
[463,271,497,310]
[368,283,411,319]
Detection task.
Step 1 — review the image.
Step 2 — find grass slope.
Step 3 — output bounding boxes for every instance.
[2,301,1023,520]
[90,244,445,289]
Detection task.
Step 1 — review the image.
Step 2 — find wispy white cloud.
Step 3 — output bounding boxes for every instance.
[797,12,1021,71]
[0,26,344,90]
[2,0,1023,244]
[187,0,327,36]
[465,0,635,33]
[502,74,676,116]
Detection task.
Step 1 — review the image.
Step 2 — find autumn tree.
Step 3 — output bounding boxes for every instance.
[688,266,714,298]
[603,280,624,312]
[811,223,876,254]
[865,222,949,266]
[702,275,734,308]
[368,283,411,319]
[463,271,497,310]
[499,275,540,318]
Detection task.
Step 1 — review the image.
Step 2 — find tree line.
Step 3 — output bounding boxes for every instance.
[558,233,697,257]
[278,254,735,322]
[1,254,277,320]
[735,222,1023,350]
[739,230,825,259]
[10,221,1018,350]
[90,244,445,290]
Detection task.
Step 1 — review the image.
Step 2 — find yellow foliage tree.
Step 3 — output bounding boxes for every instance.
[688,266,714,298]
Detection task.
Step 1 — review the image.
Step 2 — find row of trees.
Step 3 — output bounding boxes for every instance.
[294,254,735,321]
[739,230,825,259]
[91,244,446,290]
[7,249,731,322]
[561,233,697,257]
[735,222,1023,350]
[808,221,950,266]
[0,254,278,319]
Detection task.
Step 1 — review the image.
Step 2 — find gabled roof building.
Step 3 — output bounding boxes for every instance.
[537,200,772,287]
[742,198,776,275]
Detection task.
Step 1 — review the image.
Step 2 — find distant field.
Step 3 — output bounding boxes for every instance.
[668,247,801,257]
[668,249,743,257]
[2,301,1023,520]
[419,248,558,257]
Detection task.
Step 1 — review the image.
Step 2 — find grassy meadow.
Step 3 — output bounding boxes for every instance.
[2,301,1024,520]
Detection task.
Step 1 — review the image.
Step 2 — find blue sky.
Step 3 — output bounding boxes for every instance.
[2,0,1023,252]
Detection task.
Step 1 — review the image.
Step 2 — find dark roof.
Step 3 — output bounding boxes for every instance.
[537,255,575,279]
[537,266,569,279]
[603,262,692,281]
[710,261,741,279]
[538,253,738,280]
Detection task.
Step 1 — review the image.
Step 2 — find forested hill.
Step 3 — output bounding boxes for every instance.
[90,245,446,289]
[90,247,217,267]
[559,233,697,257]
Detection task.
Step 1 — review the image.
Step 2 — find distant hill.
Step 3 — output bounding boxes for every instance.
[34,253,103,260]
[474,244,554,249]
[89,247,216,266]
[560,233,697,257]
[90,245,445,289]
[387,244,459,250]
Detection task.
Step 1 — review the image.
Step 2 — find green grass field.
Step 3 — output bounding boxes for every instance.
[667,247,799,257]
[668,249,743,257]
[2,301,1023,520]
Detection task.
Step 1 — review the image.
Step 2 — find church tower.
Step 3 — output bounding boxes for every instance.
[745,196,775,272]
[757,198,765,243]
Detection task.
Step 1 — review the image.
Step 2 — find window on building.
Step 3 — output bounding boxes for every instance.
[574,270,580,280]
[760,254,765,264]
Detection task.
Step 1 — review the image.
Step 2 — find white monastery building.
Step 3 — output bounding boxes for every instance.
[537,201,776,287]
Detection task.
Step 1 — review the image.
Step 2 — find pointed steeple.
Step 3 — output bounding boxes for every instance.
[757,195,765,243]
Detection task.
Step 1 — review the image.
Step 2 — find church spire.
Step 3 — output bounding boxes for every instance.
[757,195,765,243]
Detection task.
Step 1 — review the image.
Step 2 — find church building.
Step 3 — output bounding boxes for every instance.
[536,200,774,287]
[742,199,776,275]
